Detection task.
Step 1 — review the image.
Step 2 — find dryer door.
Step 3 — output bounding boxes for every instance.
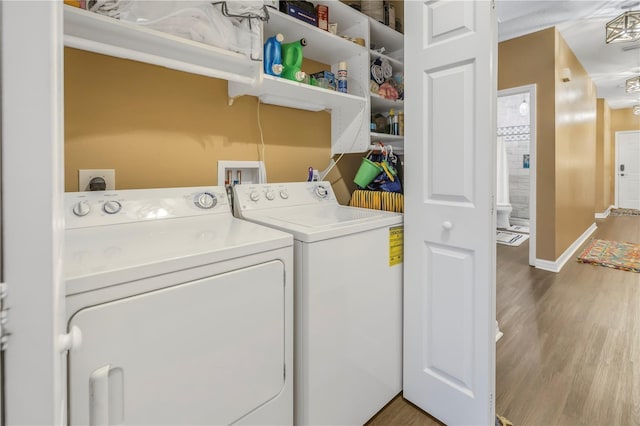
[68,260,286,425]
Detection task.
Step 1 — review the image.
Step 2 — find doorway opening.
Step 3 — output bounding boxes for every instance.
[497,85,537,266]
[614,130,640,210]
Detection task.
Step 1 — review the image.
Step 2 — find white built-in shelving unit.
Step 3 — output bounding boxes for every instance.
[62,1,404,154]
[368,15,404,153]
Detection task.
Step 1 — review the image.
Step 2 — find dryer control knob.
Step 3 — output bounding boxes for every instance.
[315,185,329,198]
[279,190,289,199]
[103,200,122,215]
[265,190,276,201]
[194,192,217,209]
[72,201,91,217]
[250,191,261,202]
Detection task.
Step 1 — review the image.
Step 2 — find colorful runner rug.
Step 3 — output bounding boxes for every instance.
[577,239,640,273]
[610,208,640,216]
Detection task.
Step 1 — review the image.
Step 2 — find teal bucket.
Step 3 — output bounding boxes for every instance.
[354,158,383,188]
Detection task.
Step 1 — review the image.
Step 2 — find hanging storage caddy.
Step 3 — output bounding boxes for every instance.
[350,144,404,213]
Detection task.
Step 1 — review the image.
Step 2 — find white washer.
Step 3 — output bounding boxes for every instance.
[233,182,403,425]
[64,186,293,425]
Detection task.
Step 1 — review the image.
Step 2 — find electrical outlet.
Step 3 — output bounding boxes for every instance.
[78,169,115,191]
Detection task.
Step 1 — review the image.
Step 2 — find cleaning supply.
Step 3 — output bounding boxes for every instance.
[281,38,307,82]
[264,33,284,76]
[337,61,348,93]
[398,111,404,136]
[389,109,398,135]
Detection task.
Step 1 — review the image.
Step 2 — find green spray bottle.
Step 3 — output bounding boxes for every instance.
[281,38,307,82]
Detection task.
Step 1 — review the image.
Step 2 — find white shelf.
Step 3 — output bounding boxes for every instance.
[370,93,404,113]
[368,16,404,58]
[229,75,366,112]
[370,49,404,72]
[63,6,260,85]
[265,9,366,66]
[370,132,404,143]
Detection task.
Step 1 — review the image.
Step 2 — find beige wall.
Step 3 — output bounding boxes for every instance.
[65,48,361,204]
[595,99,612,213]
[553,30,597,259]
[498,28,556,260]
[499,28,598,261]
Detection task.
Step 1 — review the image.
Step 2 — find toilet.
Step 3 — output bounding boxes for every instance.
[496,136,512,229]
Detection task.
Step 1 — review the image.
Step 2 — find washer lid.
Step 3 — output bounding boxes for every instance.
[242,205,403,243]
[65,215,292,295]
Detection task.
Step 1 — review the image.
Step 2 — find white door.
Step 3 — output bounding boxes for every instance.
[2,2,66,424]
[616,131,640,209]
[69,262,286,425]
[404,1,497,425]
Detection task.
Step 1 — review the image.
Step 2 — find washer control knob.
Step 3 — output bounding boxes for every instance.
[103,200,122,214]
[315,185,329,198]
[279,190,289,199]
[265,190,276,201]
[72,201,91,217]
[194,192,217,209]
[249,191,261,202]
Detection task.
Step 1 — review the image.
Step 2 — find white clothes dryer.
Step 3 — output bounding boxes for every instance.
[233,182,403,426]
[64,186,293,425]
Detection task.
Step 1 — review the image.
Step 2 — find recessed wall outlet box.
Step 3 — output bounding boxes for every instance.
[78,169,115,191]
[218,161,266,185]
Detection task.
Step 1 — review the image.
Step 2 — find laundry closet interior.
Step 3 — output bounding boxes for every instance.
[61,1,406,425]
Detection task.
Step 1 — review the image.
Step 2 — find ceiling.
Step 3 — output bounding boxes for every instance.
[496,0,640,109]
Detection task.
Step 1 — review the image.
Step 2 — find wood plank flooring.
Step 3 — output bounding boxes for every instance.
[367,215,640,425]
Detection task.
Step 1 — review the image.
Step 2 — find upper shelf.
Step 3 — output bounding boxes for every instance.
[370,93,404,113]
[265,9,366,65]
[63,5,260,85]
[368,17,404,59]
[229,75,366,112]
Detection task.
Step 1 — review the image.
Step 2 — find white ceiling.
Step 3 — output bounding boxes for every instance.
[497,0,640,109]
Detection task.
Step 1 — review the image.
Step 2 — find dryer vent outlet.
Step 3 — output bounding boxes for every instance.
[79,169,115,191]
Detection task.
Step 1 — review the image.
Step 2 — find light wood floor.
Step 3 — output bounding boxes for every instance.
[367,215,640,425]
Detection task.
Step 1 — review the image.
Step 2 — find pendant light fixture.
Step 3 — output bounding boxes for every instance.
[626,75,640,92]
[634,104,640,115]
[519,98,529,116]
[606,9,640,43]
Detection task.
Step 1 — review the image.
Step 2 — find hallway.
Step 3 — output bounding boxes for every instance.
[496,215,640,425]
[368,214,640,425]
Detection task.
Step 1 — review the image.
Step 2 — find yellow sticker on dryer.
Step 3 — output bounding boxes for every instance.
[389,225,403,266]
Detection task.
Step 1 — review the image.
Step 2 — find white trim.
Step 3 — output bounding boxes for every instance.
[2,3,66,424]
[595,205,614,219]
[497,84,536,267]
[535,223,597,273]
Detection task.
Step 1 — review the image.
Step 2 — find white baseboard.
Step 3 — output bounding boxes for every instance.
[535,223,597,273]
[595,205,614,219]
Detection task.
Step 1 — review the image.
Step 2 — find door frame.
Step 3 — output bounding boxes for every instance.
[614,130,640,209]
[497,84,537,266]
[2,3,66,424]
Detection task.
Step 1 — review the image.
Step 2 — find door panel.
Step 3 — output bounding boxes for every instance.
[617,131,640,209]
[68,261,286,425]
[404,1,497,424]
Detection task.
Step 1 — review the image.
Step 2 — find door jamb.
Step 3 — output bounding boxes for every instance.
[497,84,537,266]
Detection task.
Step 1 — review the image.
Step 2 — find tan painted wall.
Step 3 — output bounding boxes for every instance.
[498,28,556,260]
[610,108,640,204]
[499,28,599,261]
[64,48,361,204]
[553,30,597,259]
[595,99,612,213]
